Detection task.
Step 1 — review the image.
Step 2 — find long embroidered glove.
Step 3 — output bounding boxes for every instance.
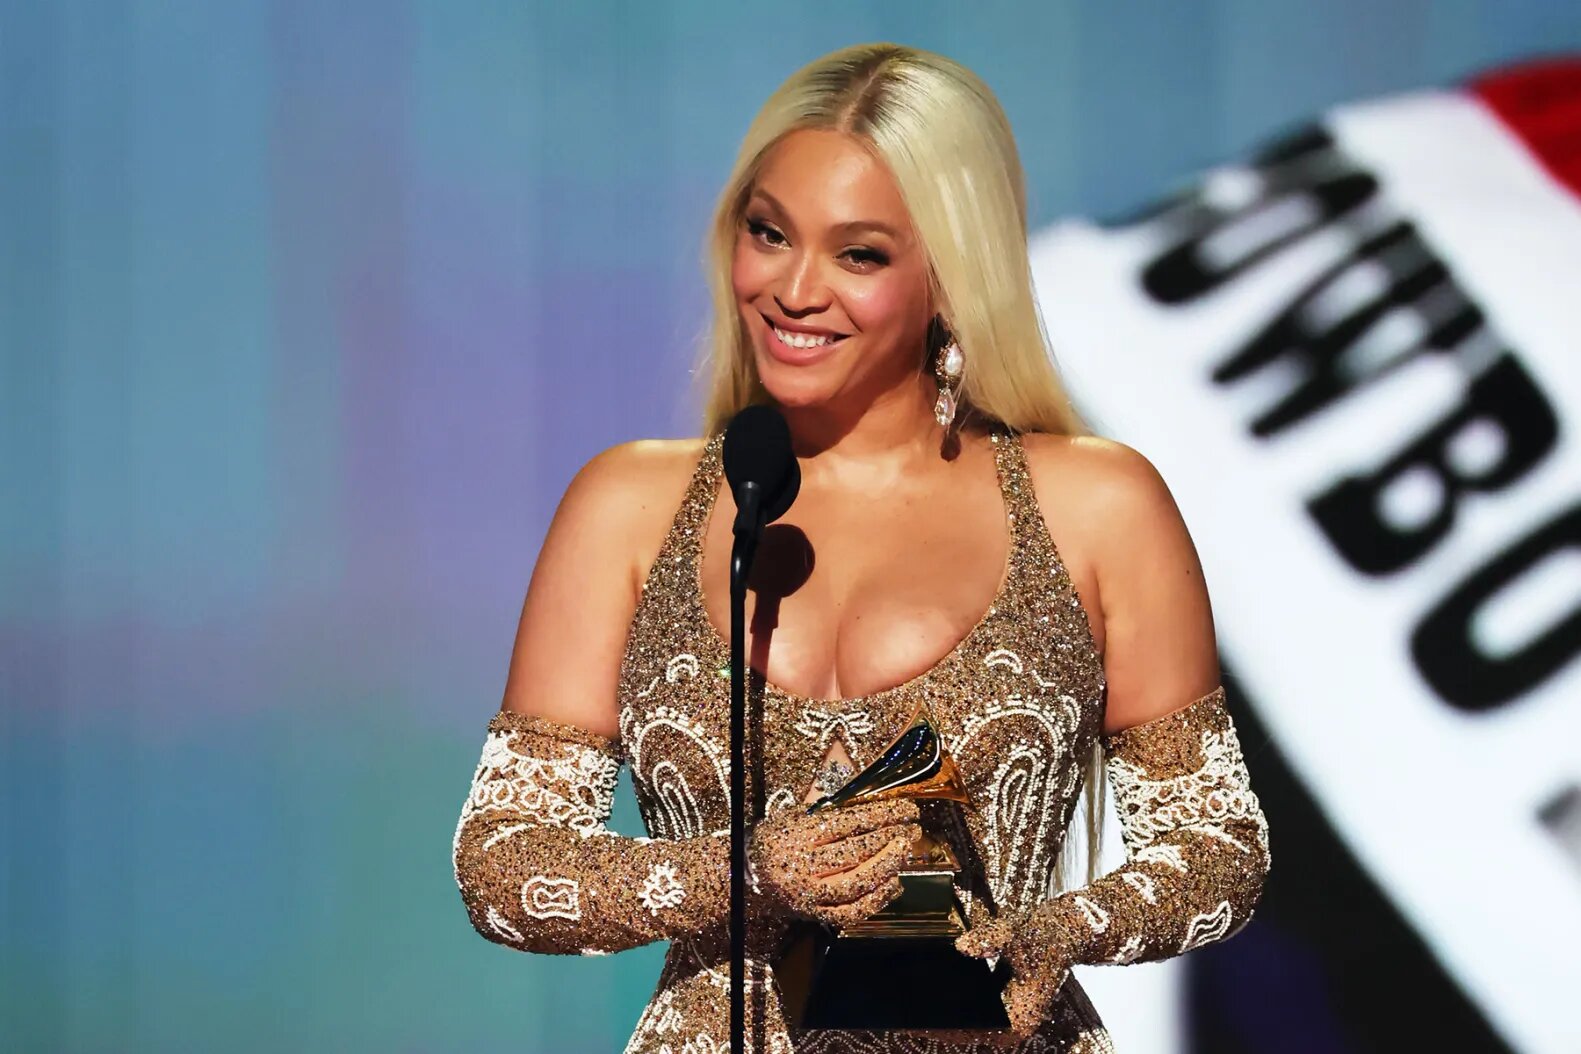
[748,799,921,927]
[453,709,749,955]
[453,710,916,956]
[957,686,1271,1038]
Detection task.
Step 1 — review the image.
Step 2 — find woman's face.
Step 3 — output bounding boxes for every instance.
[731,128,933,413]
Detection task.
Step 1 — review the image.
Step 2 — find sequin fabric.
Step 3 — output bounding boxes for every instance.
[612,430,1113,1053]
[955,686,1270,1038]
[749,799,921,927]
[451,430,1268,1052]
[451,711,774,956]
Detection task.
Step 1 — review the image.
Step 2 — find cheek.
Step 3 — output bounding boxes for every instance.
[731,238,776,302]
[839,273,928,334]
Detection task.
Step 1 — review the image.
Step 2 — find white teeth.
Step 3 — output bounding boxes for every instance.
[772,324,839,349]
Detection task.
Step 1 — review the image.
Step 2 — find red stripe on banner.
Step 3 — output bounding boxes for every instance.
[1469,56,1581,199]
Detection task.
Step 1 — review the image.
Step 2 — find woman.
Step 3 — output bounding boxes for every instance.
[452,42,1270,1053]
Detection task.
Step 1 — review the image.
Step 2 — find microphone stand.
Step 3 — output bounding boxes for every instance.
[729,481,764,1054]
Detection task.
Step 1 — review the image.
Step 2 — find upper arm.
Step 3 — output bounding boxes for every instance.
[1059,437,1221,736]
[499,440,698,740]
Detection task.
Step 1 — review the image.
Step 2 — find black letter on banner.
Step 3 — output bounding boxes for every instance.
[1213,223,1482,438]
[1138,125,1378,305]
[1308,354,1558,575]
[1412,503,1581,711]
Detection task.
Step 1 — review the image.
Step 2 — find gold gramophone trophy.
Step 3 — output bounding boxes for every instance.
[775,704,1011,1031]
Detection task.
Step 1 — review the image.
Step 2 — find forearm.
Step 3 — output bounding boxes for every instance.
[1044,686,1270,966]
[451,710,732,956]
[959,684,1271,1033]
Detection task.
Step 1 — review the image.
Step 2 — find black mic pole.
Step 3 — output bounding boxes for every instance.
[722,405,799,1054]
[729,480,762,1054]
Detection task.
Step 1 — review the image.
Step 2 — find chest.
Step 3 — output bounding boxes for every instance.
[614,433,1109,882]
[695,471,1012,703]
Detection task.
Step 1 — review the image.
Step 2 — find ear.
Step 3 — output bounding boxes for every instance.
[927,313,951,351]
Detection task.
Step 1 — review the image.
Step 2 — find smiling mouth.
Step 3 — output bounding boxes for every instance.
[762,314,849,350]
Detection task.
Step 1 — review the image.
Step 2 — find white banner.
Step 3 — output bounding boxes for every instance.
[1034,65,1581,1054]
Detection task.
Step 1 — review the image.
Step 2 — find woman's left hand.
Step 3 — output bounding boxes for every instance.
[956,915,1076,1040]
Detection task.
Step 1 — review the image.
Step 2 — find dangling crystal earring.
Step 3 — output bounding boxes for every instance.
[932,320,964,429]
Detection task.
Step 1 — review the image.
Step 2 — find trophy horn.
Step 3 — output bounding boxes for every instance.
[780,705,1009,1032]
[807,705,969,813]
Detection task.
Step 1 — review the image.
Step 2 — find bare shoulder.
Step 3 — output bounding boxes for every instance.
[1022,432,1219,732]
[1019,431,1167,494]
[1018,431,1182,554]
[565,436,708,511]
[499,436,709,736]
[549,436,712,599]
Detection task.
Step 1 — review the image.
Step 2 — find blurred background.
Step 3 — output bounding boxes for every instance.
[4,2,1580,1052]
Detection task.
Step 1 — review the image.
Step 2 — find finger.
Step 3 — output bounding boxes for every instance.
[1001,975,1051,1040]
[806,823,917,876]
[1009,999,1043,1040]
[753,822,911,893]
[816,875,903,926]
[803,799,920,846]
[809,831,913,904]
[956,918,1013,959]
[846,797,921,824]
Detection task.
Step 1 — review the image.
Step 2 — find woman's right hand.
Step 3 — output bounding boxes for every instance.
[748,798,921,927]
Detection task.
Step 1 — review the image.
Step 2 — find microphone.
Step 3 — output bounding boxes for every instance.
[723,404,801,543]
[720,404,800,1054]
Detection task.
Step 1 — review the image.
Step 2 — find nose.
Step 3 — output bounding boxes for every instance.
[773,248,831,317]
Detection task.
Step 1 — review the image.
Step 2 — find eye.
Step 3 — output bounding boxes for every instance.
[842,247,889,268]
[745,217,786,247]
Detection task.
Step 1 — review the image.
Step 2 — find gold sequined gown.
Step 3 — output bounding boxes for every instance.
[455,429,1271,1052]
[615,431,1113,1053]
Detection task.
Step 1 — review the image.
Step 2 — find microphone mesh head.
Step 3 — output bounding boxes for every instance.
[723,405,800,524]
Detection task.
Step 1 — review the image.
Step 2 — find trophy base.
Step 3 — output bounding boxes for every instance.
[776,871,1011,1031]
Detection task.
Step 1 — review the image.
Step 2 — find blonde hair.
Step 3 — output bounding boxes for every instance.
[698,42,1107,890]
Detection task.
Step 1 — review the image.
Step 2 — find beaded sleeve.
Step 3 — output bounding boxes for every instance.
[1048,685,1270,965]
[961,686,1270,1022]
[451,710,736,956]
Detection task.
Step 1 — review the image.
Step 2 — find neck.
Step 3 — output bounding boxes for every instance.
[777,371,948,480]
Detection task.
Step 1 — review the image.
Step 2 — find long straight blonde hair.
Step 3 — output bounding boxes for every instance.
[699,43,1108,891]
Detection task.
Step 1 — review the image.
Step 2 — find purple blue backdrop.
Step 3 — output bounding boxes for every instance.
[5,2,1579,1052]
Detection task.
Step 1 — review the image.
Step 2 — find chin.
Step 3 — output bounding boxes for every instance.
[753,351,844,409]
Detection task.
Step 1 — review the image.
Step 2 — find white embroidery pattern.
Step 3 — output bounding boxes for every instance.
[521,876,581,920]
[622,703,728,839]
[638,861,687,914]
[791,706,874,752]
[1073,894,1110,933]
[1197,823,1253,853]
[1135,844,1189,873]
[795,1017,1111,1053]
[763,787,796,817]
[983,741,1053,903]
[1107,720,1269,858]
[1180,900,1235,953]
[452,727,621,894]
[1121,870,1159,904]
[1109,934,1146,965]
[693,949,781,993]
[983,648,1025,674]
[459,730,620,838]
[625,989,684,1048]
[953,694,1087,912]
[481,822,529,851]
[665,653,701,683]
[484,905,522,943]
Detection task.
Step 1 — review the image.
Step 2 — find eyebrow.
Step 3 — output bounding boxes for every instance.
[749,187,902,240]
